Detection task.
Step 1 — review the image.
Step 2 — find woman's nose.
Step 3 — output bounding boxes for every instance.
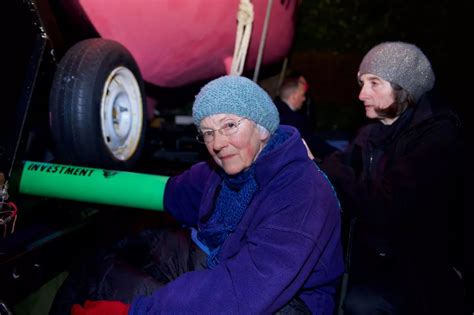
[359,85,370,101]
[212,131,227,151]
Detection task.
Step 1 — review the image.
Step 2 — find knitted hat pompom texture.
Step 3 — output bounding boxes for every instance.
[192,75,280,134]
[358,41,435,102]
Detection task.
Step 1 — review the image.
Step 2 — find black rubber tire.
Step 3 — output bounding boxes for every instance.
[49,38,146,169]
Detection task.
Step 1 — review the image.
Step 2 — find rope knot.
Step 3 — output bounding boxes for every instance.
[237,1,254,24]
[230,0,255,76]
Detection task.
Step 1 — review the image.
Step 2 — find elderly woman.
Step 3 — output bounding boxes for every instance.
[65,75,343,314]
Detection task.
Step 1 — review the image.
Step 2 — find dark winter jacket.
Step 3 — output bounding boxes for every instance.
[130,125,344,314]
[275,98,337,159]
[320,93,463,281]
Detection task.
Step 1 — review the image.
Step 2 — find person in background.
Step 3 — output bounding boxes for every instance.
[275,75,338,161]
[65,75,344,314]
[318,41,465,314]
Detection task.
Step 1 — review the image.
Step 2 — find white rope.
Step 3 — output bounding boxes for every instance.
[277,56,289,91]
[230,0,254,76]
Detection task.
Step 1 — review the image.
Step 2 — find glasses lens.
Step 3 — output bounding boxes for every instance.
[222,119,244,136]
[223,122,236,136]
[196,134,205,143]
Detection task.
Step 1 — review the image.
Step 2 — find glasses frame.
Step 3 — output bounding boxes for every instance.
[196,118,246,144]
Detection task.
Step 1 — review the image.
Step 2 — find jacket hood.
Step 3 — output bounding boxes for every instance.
[254,125,308,187]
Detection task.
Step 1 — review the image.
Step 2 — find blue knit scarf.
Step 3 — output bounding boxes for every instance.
[197,129,288,268]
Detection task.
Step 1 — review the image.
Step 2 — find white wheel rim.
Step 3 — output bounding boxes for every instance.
[100,66,143,161]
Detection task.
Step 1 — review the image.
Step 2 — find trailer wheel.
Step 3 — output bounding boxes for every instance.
[49,38,145,169]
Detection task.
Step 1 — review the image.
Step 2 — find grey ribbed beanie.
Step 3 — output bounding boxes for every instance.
[192,75,280,134]
[358,41,435,102]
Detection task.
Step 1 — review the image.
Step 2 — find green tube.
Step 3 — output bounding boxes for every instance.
[18,161,169,211]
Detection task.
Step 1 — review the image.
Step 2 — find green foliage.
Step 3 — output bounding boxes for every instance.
[294,0,451,53]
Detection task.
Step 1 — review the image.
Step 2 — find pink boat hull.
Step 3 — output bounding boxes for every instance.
[79,0,298,87]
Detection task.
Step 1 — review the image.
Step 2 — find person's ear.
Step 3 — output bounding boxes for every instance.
[288,91,296,103]
[256,124,270,141]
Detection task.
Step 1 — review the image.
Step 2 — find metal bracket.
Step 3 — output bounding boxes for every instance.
[0,173,9,209]
[0,300,13,315]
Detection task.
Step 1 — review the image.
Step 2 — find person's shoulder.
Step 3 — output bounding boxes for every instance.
[280,153,333,187]
[422,92,460,118]
[415,93,461,131]
[273,97,288,109]
[353,121,374,138]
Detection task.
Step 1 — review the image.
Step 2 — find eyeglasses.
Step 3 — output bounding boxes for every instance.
[196,118,246,144]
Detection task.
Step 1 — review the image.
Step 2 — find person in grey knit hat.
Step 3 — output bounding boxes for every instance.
[318,41,464,314]
[355,41,436,123]
[358,41,435,103]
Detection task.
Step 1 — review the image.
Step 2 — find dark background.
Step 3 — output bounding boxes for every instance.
[287,0,472,133]
[151,0,473,136]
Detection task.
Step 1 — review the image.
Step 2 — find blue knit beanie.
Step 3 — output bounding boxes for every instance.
[192,75,280,134]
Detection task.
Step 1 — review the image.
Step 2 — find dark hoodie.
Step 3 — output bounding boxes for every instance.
[320,93,464,313]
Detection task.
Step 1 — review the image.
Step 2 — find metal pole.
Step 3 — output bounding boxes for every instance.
[252,0,273,82]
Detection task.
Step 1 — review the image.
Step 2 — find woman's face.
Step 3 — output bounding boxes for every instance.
[199,114,268,175]
[358,73,396,124]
